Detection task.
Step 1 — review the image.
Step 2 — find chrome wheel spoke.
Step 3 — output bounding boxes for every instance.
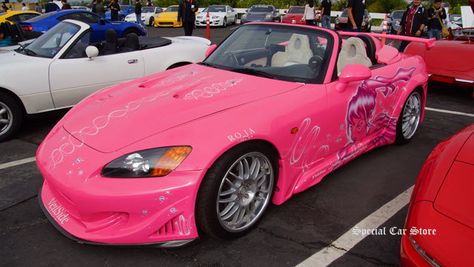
[222,204,240,221]
[0,119,8,124]
[219,194,237,204]
[0,108,6,116]
[219,188,236,197]
[220,202,236,217]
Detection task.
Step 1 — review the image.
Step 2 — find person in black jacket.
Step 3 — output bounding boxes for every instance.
[108,0,120,21]
[134,0,143,25]
[426,0,446,40]
[45,0,60,13]
[178,0,198,36]
[397,0,427,51]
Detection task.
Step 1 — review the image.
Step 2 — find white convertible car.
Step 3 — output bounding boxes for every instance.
[195,5,238,27]
[125,7,163,26]
[0,19,210,141]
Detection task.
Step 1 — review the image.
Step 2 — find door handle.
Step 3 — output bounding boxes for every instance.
[128,59,138,64]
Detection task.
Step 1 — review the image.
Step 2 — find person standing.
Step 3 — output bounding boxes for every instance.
[45,0,59,13]
[303,0,315,25]
[61,0,71,10]
[397,0,427,51]
[94,0,105,18]
[21,3,28,11]
[426,0,446,40]
[35,2,42,13]
[178,0,198,36]
[134,0,143,25]
[108,0,120,21]
[146,0,152,7]
[347,0,365,31]
[321,0,331,29]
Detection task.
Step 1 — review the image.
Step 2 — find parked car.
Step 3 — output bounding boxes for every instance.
[401,124,474,267]
[19,10,146,40]
[153,5,181,27]
[280,6,305,24]
[385,10,404,34]
[195,5,237,27]
[335,8,371,32]
[405,34,474,91]
[105,5,134,21]
[0,19,209,141]
[241,5,280,24]
[36,22,430,247]
[0,10,40,25]
[449,13,463,27]
[125,6,162,26]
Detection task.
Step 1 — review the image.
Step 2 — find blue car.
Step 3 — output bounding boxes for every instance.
[105,5,135,21]
[19,9,146,41]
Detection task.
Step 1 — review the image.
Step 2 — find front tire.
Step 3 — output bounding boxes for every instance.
[0,93,23,142]
[396,90,422,144]
[196,143,277,239]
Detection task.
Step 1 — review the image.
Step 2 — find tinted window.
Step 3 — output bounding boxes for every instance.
[64,31,90,58]
[27,12,57,22]
[288,7,304,14]
[249,6,274,12]
[392,11,404,20]
[166,6,178,12]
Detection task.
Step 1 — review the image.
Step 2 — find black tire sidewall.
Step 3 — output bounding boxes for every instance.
[0,93,23,142]
[195,142,278,239]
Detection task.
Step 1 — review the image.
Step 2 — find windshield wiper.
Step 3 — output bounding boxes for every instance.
[229,67,276,79]
[23,48,37,56]
[199,62,217,68]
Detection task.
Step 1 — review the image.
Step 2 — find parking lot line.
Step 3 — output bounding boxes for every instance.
[425,107,474,118]
[0,157,36,170]
[296,186,414,267]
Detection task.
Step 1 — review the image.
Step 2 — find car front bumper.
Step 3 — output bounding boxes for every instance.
[195,17,224,27]
[154,19,182,27]
[37,127,204,246]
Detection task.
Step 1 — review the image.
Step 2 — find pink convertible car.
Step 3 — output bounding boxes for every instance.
[37,23,432,247]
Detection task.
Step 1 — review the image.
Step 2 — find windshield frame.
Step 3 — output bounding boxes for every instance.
[202,24,334,84]
[165,6,179,12]
[19,21,81,59]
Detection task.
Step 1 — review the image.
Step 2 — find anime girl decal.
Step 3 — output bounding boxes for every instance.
[336,67,416,167]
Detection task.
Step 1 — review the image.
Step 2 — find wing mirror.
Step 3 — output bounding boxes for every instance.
[336,64,372,92]
[205,44,217,57]
[85,46,99,59]
[99,18,106,25]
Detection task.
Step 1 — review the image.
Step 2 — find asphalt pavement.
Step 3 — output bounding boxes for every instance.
[0,26,473,267]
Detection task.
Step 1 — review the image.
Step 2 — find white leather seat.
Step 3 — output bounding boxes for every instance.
[272,34,313,67]
[336,37,372,75]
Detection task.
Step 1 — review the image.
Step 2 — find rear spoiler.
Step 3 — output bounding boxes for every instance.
[338,31,436,50]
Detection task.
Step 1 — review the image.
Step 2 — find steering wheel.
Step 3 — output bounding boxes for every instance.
[308,55,323,73]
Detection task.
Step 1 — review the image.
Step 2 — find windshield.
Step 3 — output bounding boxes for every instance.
[249,6,274,13]
[288,7,304,14]
[205,6,226,12]
[166,6,179,12]
[142,7,155,13]
[21,22,79,58]
[27,12,56,22]
[203,24,331,83]
[392,11,404,20]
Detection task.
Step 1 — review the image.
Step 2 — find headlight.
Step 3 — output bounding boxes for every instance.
[265,14,272,19]
[101,146,192,178]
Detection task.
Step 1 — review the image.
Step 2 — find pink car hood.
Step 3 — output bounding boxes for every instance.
[62,64,303,153]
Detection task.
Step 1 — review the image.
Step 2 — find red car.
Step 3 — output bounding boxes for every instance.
[404,3,474,95]
[281,6,305,24]
[401,124,474,266]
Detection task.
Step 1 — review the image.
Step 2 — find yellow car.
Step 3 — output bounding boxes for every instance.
[0,10,40,25]
[154,5,182,27]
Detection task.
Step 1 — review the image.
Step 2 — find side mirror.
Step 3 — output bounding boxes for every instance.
[86,46,99,59]
[99,18,106,25]
[336,64,371,92]
[205,44,217,57]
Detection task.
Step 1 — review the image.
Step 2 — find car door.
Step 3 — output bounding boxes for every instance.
[226,6,234,23]
[48,30,144,108]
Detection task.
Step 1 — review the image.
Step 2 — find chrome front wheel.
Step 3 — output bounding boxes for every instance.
[216,152,274,232]
[396,90,422,144]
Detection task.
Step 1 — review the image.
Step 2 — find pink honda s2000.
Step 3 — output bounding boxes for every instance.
[37,23,433,247]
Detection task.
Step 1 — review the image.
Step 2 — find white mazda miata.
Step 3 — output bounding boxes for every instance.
[0,19,210,141]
